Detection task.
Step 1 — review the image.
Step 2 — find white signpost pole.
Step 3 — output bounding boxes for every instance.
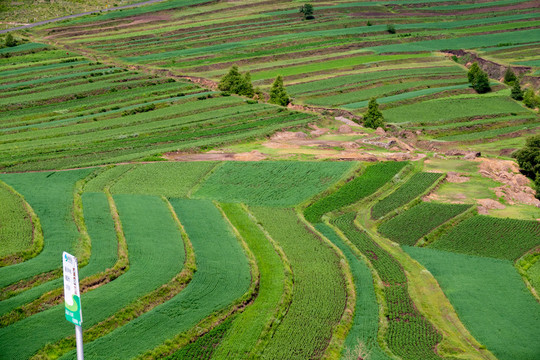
[63,252,84,360]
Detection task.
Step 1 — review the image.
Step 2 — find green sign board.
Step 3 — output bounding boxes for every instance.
[63,252,83,326]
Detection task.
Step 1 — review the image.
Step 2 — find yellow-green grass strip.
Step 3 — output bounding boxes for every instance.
[0,180,42,266]
[211,203,287,359]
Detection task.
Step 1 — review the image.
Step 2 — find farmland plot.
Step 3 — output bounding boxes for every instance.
[405,247,540,360]
[0,181,34,259]
[371,172,444,219]
[194,161,354,206]
[251,207,346,359]
[304,161,407,223]
[430,216,540,260]
[378,202,472,246]
[67,199,250,359]
[0,169,93,289]
[0,194,185,359]
[333,213,441,360]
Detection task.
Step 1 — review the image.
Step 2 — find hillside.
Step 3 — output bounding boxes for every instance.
[0,1,539,360]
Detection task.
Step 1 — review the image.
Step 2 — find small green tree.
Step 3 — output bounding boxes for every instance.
[467,62,490,93]
[510,81,524,101]
[467,62,481,83]
[300,3,314,20]
[218,65,243,93]
[514,134,540,199]
[386,24,396,34]
[523,88,539,109]
[238,72,254,97]
[363,97,384,129]
[504,67,517,85]
[5,33,16,47]
[473,71,491,93]
[218,65,255,97]
[269,76,289,106]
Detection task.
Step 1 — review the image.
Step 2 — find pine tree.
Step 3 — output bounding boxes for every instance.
[269,76,289,106]
[363,97,384,129]
[473,71,491,94]
[218,65,243,93]
[510,81,523,101]
[467,62,481,83]
[238,72,254,97]
[467,62,491,93]
[504,67,517,85]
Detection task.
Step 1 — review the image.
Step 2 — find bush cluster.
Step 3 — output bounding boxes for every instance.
[467,62,491,93]
[218,65,254,97]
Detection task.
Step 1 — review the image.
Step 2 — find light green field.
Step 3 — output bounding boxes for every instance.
[0,181,33,258]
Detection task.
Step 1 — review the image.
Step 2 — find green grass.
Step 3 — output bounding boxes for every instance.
[67,199,250,359]
[314,223,388,360]
[193,161,354,206]
[430,216,540,260]
[371,172,444,219]
[0,181,33,258]
[251,207,346,359]
[83,165,136,192]
[384,96,529,124]
[0,169,93,288]
[378,202,472,246]
[212,203,286,359]
[404,246,540,360]
[0,194,185,360]
[304,162,407,223]
[110,162,218,197]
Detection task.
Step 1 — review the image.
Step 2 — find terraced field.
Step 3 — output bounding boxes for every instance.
[1,1,540,359]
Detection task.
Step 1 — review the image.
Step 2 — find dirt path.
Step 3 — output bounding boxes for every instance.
[0,0,168,34]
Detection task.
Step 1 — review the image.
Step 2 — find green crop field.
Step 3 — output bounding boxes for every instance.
[378,202,472,246]
[304,161,407,223]
[0,181,33,259]
[430,216,540,260]
[371,172,444,219]
[405,247,540,360]
[1,0,539,359]
[194,161,355,206]
[251,207,346,359]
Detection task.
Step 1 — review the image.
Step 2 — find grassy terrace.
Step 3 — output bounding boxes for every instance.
[0,46,317,172]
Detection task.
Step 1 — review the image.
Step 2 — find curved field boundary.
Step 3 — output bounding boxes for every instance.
[378,202,472,246]
[333,213,442,360]
[371,172,445,220]
[304,162,408,223]
[211,203,288,359]
[0,194,185,360]
[405,246,540,360]
[0,180,42,266]
[314,223,390,360]
[251,207,346,359]
[62,199,251,359]
[430,215,540,260]
[0,192,119,323]
[0,169,94,289]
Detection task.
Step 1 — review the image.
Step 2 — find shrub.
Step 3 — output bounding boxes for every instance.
[387,24,396,34]
[467,62,491,93]
[510,81,523,101]
[504,67,517,85]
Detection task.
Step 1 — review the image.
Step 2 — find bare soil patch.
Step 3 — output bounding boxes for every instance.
[476,158,540,207]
